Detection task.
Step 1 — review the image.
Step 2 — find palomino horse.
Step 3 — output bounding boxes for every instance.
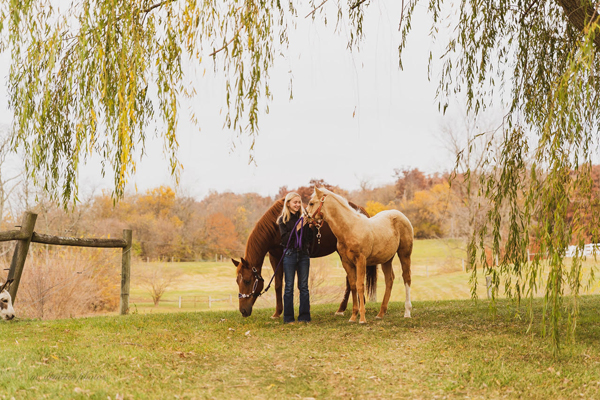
[0,279,15,321]
[306,187,414,323]
[233,198,377,318]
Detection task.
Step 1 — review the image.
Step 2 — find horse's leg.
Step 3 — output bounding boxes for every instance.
[335,250,350,315]
[335,276,351,316]
[376,259,395,319]
[268,253,283,319]
[398,245,413,318]
[355,255,368,324]
[342,263,359,323]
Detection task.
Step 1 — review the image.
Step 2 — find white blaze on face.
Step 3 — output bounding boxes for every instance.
[0,290,15,321]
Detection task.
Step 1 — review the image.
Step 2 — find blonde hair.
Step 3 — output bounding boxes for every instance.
[278,192,304,224]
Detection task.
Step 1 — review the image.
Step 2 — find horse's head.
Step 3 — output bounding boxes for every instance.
[306,187,327,225]
[0,279,15,321]
[232,258,264,317]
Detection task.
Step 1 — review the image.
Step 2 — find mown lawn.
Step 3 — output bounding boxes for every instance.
[1,296,600,399]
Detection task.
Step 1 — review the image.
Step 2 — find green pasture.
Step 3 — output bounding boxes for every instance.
[2,296,600,399]
[128,238,600,314]
[129,239,471,313]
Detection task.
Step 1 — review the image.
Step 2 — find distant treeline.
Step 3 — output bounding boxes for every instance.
[7,165,599,261]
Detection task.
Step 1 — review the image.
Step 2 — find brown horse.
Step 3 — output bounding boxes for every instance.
[306,187,414,323]
[233,198,376,318]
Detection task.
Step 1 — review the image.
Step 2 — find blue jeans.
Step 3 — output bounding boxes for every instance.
[283,249,311,323]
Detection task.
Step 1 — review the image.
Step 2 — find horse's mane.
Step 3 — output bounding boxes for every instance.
[241,198,284,270]
[319,188,362,216]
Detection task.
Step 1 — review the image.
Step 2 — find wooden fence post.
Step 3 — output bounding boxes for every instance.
[120,229,132,315]
[7,212,37,303]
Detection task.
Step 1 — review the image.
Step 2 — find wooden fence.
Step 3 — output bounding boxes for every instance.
[0,212,132,315]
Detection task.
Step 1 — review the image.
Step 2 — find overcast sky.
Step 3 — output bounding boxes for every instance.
[1,1,459,201]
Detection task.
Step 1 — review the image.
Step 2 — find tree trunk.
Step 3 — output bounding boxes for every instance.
[556,0,600,48]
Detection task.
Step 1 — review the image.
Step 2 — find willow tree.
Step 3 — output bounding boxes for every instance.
[400,0,600,349]
[2,0,599,347]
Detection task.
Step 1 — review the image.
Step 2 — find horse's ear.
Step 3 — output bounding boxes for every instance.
[314,187,323,197]
[0,279,12,292]
[232,259,240,267]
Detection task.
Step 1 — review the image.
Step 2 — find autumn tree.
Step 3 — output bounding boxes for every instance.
[203,213,242,256]
[400,183,454,239]
[364,200,394,217]
[348,183,397,209]
[394,168,445,201]
[279,179,349,204]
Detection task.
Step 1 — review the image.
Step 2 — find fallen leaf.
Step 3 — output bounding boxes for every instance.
[245,331,251,336]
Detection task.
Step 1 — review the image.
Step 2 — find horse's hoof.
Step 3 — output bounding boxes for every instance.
[271,315,280,319]
[404,313,411,318]
[348,319,357,323]
[359,320,367,324]
[375,315,383,320]
[335,311,345,316]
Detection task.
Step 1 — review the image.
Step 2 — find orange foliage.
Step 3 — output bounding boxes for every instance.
[204,213,243,256]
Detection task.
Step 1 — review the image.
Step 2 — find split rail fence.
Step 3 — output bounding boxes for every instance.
[0,211,132,315]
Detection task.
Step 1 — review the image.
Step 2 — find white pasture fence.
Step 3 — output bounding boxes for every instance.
[145,294,235,309]
[208,294,233,308]
[565,244,600,258]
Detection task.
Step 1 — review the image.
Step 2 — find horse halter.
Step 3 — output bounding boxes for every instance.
[238,267,264,299]
[309,195,327,221]
[308,195,327,244]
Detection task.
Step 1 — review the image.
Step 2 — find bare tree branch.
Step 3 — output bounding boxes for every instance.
[350,0,369,10]
[209,26,243,57]
[305,0,331,18]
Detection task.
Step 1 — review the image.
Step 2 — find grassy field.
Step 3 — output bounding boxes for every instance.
[129,239,476,313]
[129,238,600,314]
[2,296,600,399]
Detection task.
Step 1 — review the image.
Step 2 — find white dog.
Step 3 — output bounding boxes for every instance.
[0,279,15,321]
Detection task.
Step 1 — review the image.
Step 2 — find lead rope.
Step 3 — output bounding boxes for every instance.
[258,216,304,296]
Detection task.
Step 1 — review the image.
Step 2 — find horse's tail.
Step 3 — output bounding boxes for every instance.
[366,264,377,301]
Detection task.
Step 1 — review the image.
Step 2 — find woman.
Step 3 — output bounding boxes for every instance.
[277,192,314,324]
